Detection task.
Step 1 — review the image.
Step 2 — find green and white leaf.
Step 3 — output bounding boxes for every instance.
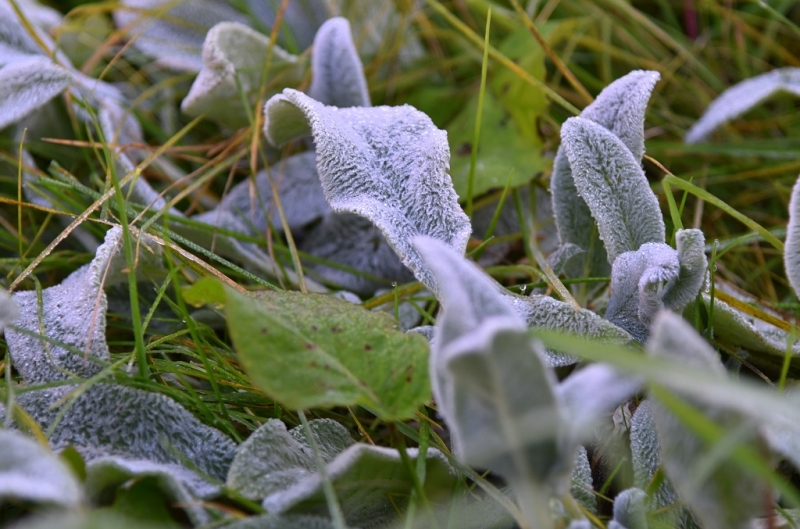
[308,17,370,108]
[224,514,344,529]
[227,418,354,501]
[608,488,648,529]
[784,173,800,298]
[629,400,680,515]
[181,22,304,127]
[646,311,766,529]
[0,56,73,130]
[263,89,472,295]
[263,443,457,529]
[686,67,800,144]
[561,116,665,264]
[0,429,83,509]
[571,445,596,514]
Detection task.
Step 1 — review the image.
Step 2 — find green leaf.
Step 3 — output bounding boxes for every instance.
[447,90,549,199]
[197,278,430,420]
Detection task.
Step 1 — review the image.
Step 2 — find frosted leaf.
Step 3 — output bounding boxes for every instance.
[298,212,413,295]
[2,0,62,31]
[194,151,330,236]
[0,0,68,66]
[308,17,370,108]
[547,241,586,276]
[6,383,236,482]
[6,511,184,529]
[0,289,18,333]
[227,418,354,501]
[571,445,596,514]
[113,0,249,72]
[5,226,160,383]
[647,312,766,529]
[556,364,640,447]
[610,488,648,529]
[630,401,677,510]
[567,523,592,529]
[225,514,342,529]
[0,428,82,508]
[785,174,800,298]
[242,0,328,52]
[662,229,708,311]
[561,117,665,264]
[550,70,659,279]
[606,243,681,343]
[263,443,457,528]
[264,90,472,295]
[0,56,73,130]
[581,70,660,161]
[85,457,215,525]
[181,22,303,127]
[686,68,800,144]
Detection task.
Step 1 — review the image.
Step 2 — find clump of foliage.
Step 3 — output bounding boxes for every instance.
[2,1,800,528]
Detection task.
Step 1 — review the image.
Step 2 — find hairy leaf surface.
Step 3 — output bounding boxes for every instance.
[785,174,800,297]
[0,56,73,130]
[308,17,370,108]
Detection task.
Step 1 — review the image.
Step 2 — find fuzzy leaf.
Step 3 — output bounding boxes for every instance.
[785,173,800,298]
[686,68,800,144]
[227,419,354,501]
[264,89,472,294]
[113,0,249,72]
[610,488,648,529]
[0,429,82,508]
[224,514,343,529]
[186,278,430,420]
[263,443,457,528]
[0,56,73,130]
[308,17,370,108]
[5,384,236,483]
[5,226,159,383]
[181,22,304,127]
[571,445,596,514]
[662,229,707,311]
[551,70,659,278]
[646,311,766,529]
[0,289,18,332]
[10,511,176,529]
[84,457,215,525]
[561,117,665,263]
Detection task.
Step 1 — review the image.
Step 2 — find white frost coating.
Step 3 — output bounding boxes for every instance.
[561,117,665,264]
[85,457,214,525]
[609,488,648,529]
[227,418,354,501]
[550,70,659,279]
[0,429,83,508]
[113,0,249,72]
[686,68,800,144]
[629,401,679,514]
[308,18,370,108]
[5,226,160,383]
[646,312,765,529]
[785,174,800,298]
[662,229,707,311]
[263,442,456,528]
[571,446,596,514]
[264,90,472,295]
[0,56,74,130]
[182,22,303,127]
[225,514,341,529]
[5,383,236,482]
[0,289,18,333]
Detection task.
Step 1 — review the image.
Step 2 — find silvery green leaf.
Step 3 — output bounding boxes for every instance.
[785,174,800,298]
[609,488,648,529]
[5,226,160,383]
[263,443,457,528]
[224,514,342,529]
[606,243,681,343]
[556,364,640,446]
[242,0,327,52]
[546,241,585,276]
[264,90,472,295]
[630,401,675,509]
[646,311,766,529]
[227,418,354,501]
[561,117,665,264]
[84,457,214,525]
[181,22,304,127]
[686,68,800,144]
[297,212,413,294]
[0,1,60,65]
[571,445,596,514]
[3,0,62,31]
[113,0,249,72]
[662,229,707,311]
[7,383,236,482]
[194,151,330,236]
[550,70,659,279]
[8,511,179,529]
[0,56,73,130]
[0,428,82,508]
[0,289,19,333]
[308,17,370,108]
[566,523,592,529]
